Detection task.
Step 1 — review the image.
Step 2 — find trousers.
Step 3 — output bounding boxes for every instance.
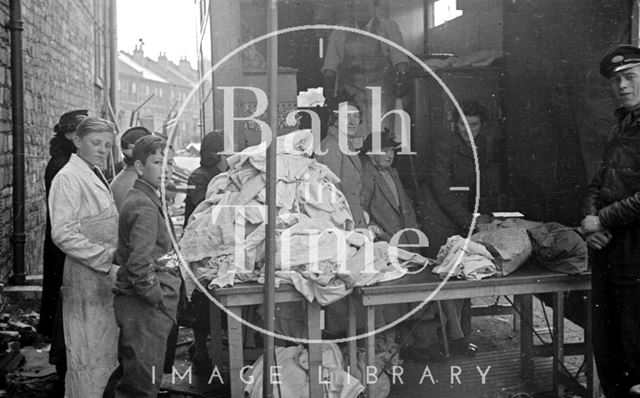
[112,294,176,398]
[592,260,640,397]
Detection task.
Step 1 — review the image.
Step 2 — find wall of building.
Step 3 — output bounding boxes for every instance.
[117,51,200,149]
[503,0,628,224]
[0,0,111,279]
[427,0,502,56]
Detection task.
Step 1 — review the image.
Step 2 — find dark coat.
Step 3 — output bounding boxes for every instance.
[415,131,488,257]
[184,132,225,227]
[583,106,640,397]
[38,134,75,338]
[360,157,419,244]
[430,131,488,229]
[583,107,640,266]
[316,126,367,228]
[114,179,181,322]
[183,166,221,228]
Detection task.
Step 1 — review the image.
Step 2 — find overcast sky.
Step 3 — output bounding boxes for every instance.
[117,0,199,65]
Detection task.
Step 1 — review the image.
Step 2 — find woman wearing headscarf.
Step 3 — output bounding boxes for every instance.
[49,117,119,397]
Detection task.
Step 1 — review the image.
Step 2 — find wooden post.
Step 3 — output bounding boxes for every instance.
[228,306,244,398]
[348,297,358,373]
[262,1,278,397]
[307,302,323,397]
[516,294,534,380]
[366,306,376,398]
[552,292,565,397]
[584,292,600,398]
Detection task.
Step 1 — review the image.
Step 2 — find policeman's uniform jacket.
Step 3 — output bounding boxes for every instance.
[583,106,640,265]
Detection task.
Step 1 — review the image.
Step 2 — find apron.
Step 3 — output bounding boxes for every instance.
[62,203,119,398]
[338,21,396,139]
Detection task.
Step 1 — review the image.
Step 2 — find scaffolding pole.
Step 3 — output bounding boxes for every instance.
[262,0,278,397]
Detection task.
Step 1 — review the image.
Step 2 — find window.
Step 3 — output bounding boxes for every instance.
[431,0,463,28]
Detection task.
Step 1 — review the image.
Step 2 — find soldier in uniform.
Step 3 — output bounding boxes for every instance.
[581,44,640,397]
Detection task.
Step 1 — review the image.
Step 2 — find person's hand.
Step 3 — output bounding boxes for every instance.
[324,90,337,110]
[108,264,120,282]
[585,230,612,250]
[394,63,409,97]
[581,215,604,234]
[368,224,383,237]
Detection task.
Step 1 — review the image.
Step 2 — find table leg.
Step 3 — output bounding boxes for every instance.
[366,305,376,398]
[209,301,223,369]
[512,295,520,332]
[584,291,599,398]
[307,301,323,398]
[436,301,450,358]
[227,306,244,398]
[348,296,357,374]
[516,294,533,380]
[552,292,565,397]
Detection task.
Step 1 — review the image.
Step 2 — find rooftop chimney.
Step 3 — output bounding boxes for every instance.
[132,44,144,64]
[178,56,192,75]
[158,52,169,68]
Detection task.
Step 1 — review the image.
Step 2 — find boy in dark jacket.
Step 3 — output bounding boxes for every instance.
[111,135,182,398]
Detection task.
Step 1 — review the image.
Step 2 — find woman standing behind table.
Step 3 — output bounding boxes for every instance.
[49,117,119,397]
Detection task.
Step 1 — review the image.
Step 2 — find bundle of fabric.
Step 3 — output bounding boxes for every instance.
[179,130,428,304]
[471,227,532,276]
[432,235,498,280]
[527,222,588,275]
[244,343,365,398]
[475,217,542,232]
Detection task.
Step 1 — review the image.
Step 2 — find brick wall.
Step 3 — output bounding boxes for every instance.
[0,0,110,280]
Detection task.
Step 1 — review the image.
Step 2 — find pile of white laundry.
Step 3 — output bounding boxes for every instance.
[179,130,428,305]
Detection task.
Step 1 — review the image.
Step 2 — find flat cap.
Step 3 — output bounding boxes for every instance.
[54,109,88,134]
[600,44,640,78]
[121,126,152,157]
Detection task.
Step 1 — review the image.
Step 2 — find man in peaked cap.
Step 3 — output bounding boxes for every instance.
[599,44,640,79]
[582,44,640,397]
[110,126,152,211]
